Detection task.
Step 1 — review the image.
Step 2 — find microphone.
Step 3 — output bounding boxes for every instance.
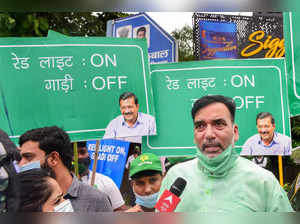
[0,129,21,212]
[155,177,187,212]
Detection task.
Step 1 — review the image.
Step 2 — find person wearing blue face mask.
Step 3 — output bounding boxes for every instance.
[126,153,163,212]
[18,126,112,212]
[159,95,293,212]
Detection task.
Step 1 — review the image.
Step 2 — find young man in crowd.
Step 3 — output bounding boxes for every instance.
[18,126,113,212]
[126,153,163,212]
[75,141,127,211]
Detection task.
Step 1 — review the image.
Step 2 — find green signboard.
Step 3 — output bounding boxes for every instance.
[142,58,291,156]
[0,37,154,143]
[283,12,300,117]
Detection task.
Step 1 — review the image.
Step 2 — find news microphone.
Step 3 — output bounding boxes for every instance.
[155,177,187,212]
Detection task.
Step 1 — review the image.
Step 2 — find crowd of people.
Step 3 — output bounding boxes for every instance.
[0,94,296,212]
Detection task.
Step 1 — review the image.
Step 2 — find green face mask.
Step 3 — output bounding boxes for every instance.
[196,144,238,178]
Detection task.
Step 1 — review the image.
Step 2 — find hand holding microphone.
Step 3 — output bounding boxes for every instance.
[155,177,187,212]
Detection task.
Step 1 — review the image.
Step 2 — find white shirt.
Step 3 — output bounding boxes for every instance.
[81,171,125,210]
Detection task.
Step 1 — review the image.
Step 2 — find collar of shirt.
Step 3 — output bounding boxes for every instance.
[258,132,279,147]
[65,173,80,199]
[121,112,143,128]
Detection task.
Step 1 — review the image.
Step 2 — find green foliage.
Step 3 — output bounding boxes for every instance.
[283,182,292,192]
[291,148,300,161]
[171,25,194,61]
[0,12,131,37]
[291,115,300,148]
[0,13,49,37]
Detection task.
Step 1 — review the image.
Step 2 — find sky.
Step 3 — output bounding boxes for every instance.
[145,12,253,33]
[146,12,194,33]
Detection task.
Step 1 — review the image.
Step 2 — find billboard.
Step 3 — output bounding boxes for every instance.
[108,13,177,64]
[0,36,155,143]
[142,58,291,156]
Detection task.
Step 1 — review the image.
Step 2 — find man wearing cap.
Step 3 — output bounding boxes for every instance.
[126,153,163,212]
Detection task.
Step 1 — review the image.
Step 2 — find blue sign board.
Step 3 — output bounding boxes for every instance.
[199,21,237,60]
[86,139,130,188]
[108,13,177,64]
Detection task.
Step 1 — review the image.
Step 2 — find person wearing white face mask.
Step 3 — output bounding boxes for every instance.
[18,168,74,212]
[159,95,293,212]
[126,153,163,212]
[18,126,112,212]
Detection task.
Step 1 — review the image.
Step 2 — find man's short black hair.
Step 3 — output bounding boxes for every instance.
[73,141,87,148]
[137,26,146,35]
[119,92,138,105]
[131,170,162,180]
[191,95,236,122]
[256,112,275,124]
[19,126,73,171]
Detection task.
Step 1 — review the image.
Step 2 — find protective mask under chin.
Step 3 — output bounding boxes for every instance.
[54,199,74,212]
[134,192,160,208]
[196,129,238,177]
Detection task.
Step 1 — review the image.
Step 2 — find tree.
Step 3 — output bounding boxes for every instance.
[0,12,130,37]
[0,13,49,37]
[171,24,194,62]
[291,115,300,148]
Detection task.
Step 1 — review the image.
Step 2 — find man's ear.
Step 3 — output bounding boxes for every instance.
[47,151,60,167]
[130,179,134,188]
[233,124,239,143]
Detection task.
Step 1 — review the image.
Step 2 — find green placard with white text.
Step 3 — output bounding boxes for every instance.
[283,12,300,117]
[142,58,291,156]
[0,37,155,143]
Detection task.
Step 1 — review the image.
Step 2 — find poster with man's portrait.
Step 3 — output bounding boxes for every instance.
[133,24,150,48]
[116,25,132,38]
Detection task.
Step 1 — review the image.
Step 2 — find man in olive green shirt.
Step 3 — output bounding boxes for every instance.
[159,95,293,212]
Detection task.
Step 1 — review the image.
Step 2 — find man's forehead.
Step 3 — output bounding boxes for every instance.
[194,103,232,121]
[20,141,43,153]
[257,117,273,125]
[120,97,135,105]
[194,116,227,122]
[134,174,161,181]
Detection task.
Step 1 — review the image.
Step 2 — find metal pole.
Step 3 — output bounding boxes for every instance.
[278,155,284,186]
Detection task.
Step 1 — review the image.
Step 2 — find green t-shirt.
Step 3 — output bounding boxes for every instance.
[159,157,293,212]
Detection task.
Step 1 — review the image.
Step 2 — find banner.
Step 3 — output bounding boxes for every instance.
[199,21,237,60]
[194,13,284,60]
[87,139,130,188]
[0,36,155,143]
[283,12,300,116]
[142,58,291,156]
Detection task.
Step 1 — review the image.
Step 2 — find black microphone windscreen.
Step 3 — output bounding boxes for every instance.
[0,129,20,162]
[169,177,187,197]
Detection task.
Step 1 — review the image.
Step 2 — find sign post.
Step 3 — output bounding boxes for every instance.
[87,139,130,188]
[108,13,177,64]
[283,12,300,116]
[142,58,291,156]
[0,37,155,143]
